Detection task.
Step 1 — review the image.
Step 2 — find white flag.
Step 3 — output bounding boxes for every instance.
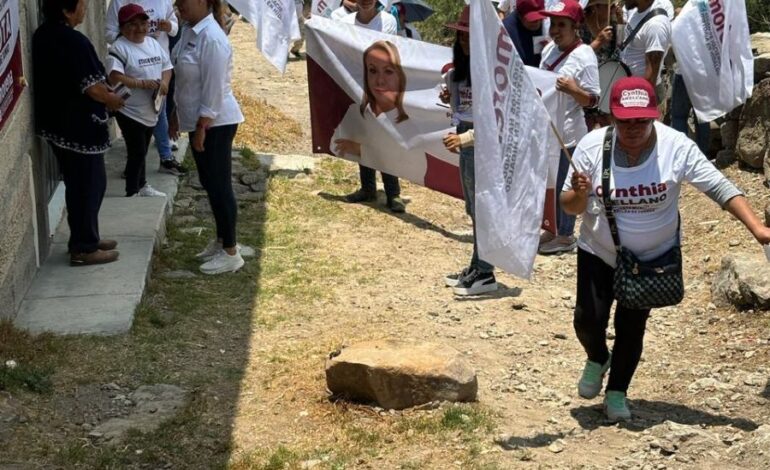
[471,0,555,279]
[672,0,753,122]
[228,0,301,73]
[311,0,341,17]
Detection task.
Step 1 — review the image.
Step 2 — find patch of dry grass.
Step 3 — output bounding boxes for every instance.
[232,86,304,153]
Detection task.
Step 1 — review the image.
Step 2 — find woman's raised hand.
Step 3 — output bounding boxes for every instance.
[334,139,361,157]
[443,133,462,153]
[571,171,592,195]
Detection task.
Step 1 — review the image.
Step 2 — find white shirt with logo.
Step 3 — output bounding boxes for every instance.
[171,14,244,132]
[340,11,398,34]
[106,0,178,51]
[564,122,736,268]
[539,42,600,148]
[106,36,173,127]
[620,5,671,84]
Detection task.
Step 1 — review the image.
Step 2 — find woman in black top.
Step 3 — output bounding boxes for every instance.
[33,0,125,266]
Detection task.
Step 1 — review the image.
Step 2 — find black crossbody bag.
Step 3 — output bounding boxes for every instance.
[601,127,685,310]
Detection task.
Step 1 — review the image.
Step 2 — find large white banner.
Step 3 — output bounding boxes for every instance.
[471,0,558,279]
[672,0,753,122]
[228,0,301,73]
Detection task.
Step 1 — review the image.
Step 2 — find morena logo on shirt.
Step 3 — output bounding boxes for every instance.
[619,89,650,108]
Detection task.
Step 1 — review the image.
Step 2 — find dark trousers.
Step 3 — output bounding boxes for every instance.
[115,113,154,196]
[52,146,106,254]
[191,124,238,248]
[574,249,651,393]
[555,146,577,237]
[358,165,400,198]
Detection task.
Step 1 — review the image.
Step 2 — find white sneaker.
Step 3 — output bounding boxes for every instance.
[200,249,244,275]
[195,239,222,262]
[137,184,166,197]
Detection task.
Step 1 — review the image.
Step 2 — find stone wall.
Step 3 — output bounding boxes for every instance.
[0,1,106,320]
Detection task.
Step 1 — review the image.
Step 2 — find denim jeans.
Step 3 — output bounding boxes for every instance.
[153,101,172,161]
[458,122,493,274]
[671,74,710,155]
[556,146,577,237]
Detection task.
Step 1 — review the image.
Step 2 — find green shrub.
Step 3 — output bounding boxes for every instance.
[417,0,465,46]
[746,0,770,33]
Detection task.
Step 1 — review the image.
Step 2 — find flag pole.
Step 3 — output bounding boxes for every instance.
[548,120,579,173]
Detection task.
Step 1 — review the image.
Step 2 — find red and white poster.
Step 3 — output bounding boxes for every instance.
[305,16,563,206]
[0,0,24,133]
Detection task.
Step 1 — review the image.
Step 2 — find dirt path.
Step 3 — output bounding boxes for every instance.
[224,21,770,469]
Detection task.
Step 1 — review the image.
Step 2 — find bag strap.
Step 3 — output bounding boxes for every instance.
[618,8,668,53]
[545,40,582,71]
[108,51,127,69]
[601,127,622,250]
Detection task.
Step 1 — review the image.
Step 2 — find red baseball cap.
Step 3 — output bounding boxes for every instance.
[118,4,149,26]
[446,5,470,32]
[540,0,584,24]
[517,0,546,22]
[610,77,660,120]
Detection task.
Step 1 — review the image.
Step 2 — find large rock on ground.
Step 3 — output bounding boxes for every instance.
[325,340,478,409]
[736,79,770,169]
[712,256,770,310]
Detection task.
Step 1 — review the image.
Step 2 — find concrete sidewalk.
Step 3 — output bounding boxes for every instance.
[15,137,189,336]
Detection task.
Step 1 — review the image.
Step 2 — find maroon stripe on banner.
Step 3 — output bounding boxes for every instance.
[424,153,463,200]
[306,56,354,155]
[541,188,557,234]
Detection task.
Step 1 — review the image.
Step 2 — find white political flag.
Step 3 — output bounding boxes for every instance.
[672,0,753,122]
[311,0,341,17]
[228,0,301,73]
[470,0,555,279]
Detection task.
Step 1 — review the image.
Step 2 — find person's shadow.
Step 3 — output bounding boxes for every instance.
[317,191,473,244]
[570,399,760,432]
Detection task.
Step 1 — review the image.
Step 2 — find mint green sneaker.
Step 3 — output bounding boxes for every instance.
[577,355,611,399]
[604,390,631,422]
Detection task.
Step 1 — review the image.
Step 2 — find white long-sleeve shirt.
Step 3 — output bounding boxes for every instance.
[171,14,243,132]
[106,0,178,51]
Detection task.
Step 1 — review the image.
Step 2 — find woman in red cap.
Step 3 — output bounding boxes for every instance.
[441,6,498,297]
[536,0,600,255]
[561,77,770,422]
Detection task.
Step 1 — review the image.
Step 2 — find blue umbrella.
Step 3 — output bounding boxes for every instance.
[394,0,435,23]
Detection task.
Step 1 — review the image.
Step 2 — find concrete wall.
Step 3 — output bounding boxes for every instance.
[0,0,106,320]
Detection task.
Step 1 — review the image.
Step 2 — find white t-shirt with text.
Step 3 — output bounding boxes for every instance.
[564,123,734,267]
[106,36,173,127]
[540,42,600,148]
[620,6,671,83]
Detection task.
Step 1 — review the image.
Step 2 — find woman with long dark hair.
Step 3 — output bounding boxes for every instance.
[33,0,126,266]
[170,0,245,274]
[441,6,498,297]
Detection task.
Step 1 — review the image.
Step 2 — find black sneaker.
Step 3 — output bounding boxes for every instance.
[159,159,188,176]
[344,188,376,203]
[452,270,497,296]
[444,267,472,287]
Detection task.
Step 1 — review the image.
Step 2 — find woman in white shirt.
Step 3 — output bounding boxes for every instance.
[536,0,600,255]
[171,0,245,275]
[107,4,173,198]
[562,77,770,423]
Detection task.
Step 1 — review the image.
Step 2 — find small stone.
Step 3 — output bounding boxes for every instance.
[553,333,568,340]
[744,374,766,386]
[102,383,121,391]
[514,384,527,392]
[81,423,93,431]
[511,302,526,310]
[705,397,722,410]
[538,340,549,347]
[548,440,565,453]
[729,240,741,247]
[479,332,490,339]
[239,245,256,257]
[301,460,322,469]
